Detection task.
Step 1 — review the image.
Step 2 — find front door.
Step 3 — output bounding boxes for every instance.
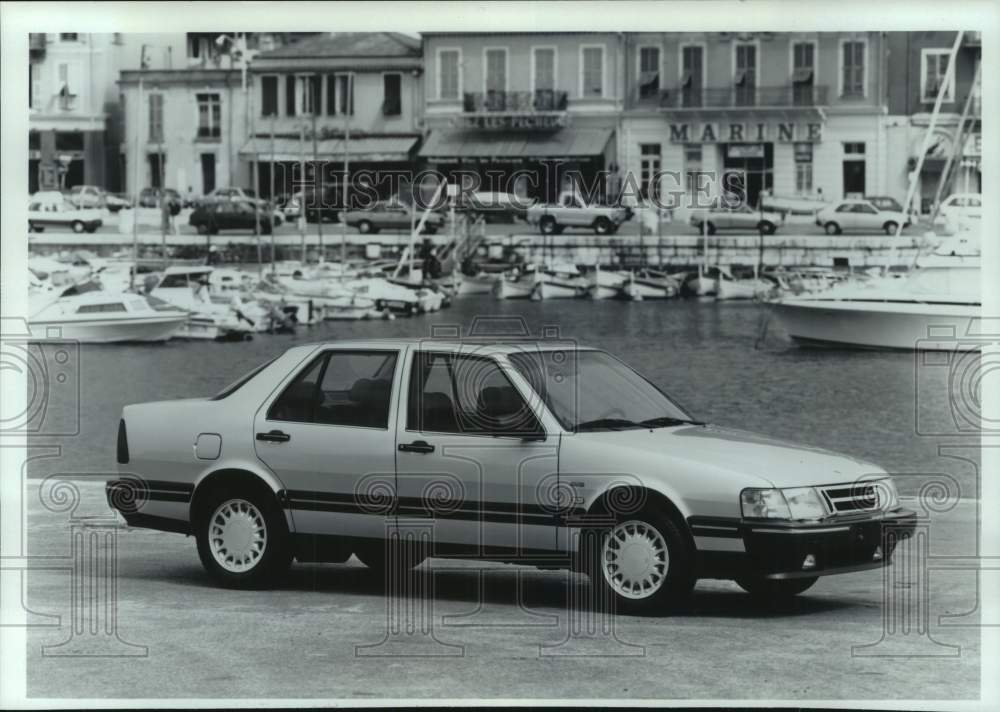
[394,350,559,556]
[200,153,216,194]
[253,348,403,540]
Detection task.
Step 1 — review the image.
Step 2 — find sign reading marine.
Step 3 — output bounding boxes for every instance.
[669,122,823,143]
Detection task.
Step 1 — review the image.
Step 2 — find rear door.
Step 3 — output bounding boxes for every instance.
[394,349,560,555]
[253,347,404,539]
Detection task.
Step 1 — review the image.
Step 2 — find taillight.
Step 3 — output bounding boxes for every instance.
[116,419,129,464]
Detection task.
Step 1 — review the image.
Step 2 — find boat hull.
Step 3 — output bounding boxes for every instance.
[535,279,585,300]
[771,300,981,350]
[495,279,537,300]
[28,314,188,343]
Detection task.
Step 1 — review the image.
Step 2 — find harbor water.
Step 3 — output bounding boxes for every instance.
[27,296,979,498]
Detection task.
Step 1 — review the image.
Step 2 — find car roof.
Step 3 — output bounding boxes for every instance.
[289,338,597,356]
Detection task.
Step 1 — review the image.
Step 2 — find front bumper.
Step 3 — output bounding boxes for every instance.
[692,508,917,580]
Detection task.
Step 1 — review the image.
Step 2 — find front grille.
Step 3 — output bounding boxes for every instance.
[820,482,882,514]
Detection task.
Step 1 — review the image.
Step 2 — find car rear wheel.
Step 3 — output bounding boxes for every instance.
[593,216,613,235]
[195,485,291,589]
[758,221,777,234]
[883,221,899,235]
[824,221,841,235]
[539,216,558,235]
[735,576,818,599]
[71,220,85,233]
[357,219,374,235]
[582,507,694,615]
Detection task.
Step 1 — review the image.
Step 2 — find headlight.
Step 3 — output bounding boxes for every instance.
[877,478,899,510]
[783,487,827,520]
[740,488,791,519]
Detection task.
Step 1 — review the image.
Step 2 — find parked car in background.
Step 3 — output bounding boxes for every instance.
[526,191,633,235]
[937,193,982,223]
[189,200,273,235]
[29,191,103,233]
[342,198,445,234]
[689,203,785,234]
[447,190,536,223]
[864,196,906,214]
[138,187,182,215]
[107,339,915,612]
[65,185,132,213]
[815,199,911,235]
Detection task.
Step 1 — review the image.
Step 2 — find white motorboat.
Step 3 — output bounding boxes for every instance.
[771,235,981,350]
[150,266,255,340]
[451,272,497,296]
[534,263,589,300]
[29,281,187,343]
[495,266,541,300]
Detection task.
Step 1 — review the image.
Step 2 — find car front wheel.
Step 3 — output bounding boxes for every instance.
[583,507,694,615]
[195,486,291,589]
[593,216,613,235]
[735,575,818,599]
[71,220,85,233]
[824,221,841,235]
[883,221,899,235]
[539,216,558,235]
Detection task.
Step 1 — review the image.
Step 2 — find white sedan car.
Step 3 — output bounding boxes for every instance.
[937,193,982,224]
[29,191,103,233]
[816,199,911,235]
[107,339,914,612]
[689,204,785,234]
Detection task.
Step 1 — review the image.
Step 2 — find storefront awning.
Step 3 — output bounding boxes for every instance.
[240,135,418,163]
[419,128,613,161]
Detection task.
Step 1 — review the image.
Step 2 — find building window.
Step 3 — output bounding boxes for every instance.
[684,143,703,195]
[59,33,79,42]
[794,142,813,194]
[485,48,508,109]
[383,73,401,116]
[55,132,84,151]
[148,152,165,189]
[533,47,555,92]
[581,46,604,98]
[639,46,660,98]
[196,93,221,139]
[295,75,319,116]
[734,43,757,106]
[438,49,460,100]
[640,143,661,200]
[261,76,278,117]
[148,94,164,143]
[921,48,954,103]
[326,74,354,116]
[29,63,35,109]
[792,42,815,105]
[681,45,703,107]
[844,142,866,155]
[841,40,865,98]
[285,75,296,117]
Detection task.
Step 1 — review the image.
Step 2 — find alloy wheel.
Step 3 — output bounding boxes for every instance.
[208,498,268,573]
[601,519,669,600]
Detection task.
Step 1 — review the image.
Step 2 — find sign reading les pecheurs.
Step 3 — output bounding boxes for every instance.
[669,122,823,143]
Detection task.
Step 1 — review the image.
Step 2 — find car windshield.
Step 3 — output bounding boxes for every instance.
[508,349,697,431]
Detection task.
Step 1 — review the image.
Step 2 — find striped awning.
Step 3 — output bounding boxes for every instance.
[419,128,613,161]
[240,135,418,162]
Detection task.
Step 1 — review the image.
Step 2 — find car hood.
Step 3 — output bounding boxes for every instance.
[580,424,885,488]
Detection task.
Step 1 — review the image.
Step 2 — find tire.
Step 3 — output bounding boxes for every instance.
[71,220,85,234]
[196,223,209,236]
[824,221,841,235]
[735,576,818,599]
[883,221,899,235]
[29,222,38,233]
[758,221,776,235]
[85,225,97,234]
[593,216,613,235]
[357,220,374,235]
[539,216,558,235]
[195,483,292,589]
[582,505,695,615]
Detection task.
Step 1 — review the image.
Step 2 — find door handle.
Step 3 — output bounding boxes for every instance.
[398,440,435,454]
[256,430,291,443]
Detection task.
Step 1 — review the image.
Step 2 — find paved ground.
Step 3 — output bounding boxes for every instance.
[25,479,981,700]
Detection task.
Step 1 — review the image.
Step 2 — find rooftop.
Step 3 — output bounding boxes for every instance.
[255,32,421,60]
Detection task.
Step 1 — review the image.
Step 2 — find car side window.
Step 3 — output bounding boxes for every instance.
[835,203,852,213]
[407,352,539,435]
[860,204,878,214]
[268,350,398,428]
[969,197,981,207]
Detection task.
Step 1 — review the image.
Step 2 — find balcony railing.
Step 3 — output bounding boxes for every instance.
[462,90,569,113]
[636,84,829,109]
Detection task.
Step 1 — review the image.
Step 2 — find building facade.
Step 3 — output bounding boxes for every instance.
[883,31,981,213]
[245,32,423,202]
[28,33,128,193]
[621,32,891,208]
[419,32,625,203]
